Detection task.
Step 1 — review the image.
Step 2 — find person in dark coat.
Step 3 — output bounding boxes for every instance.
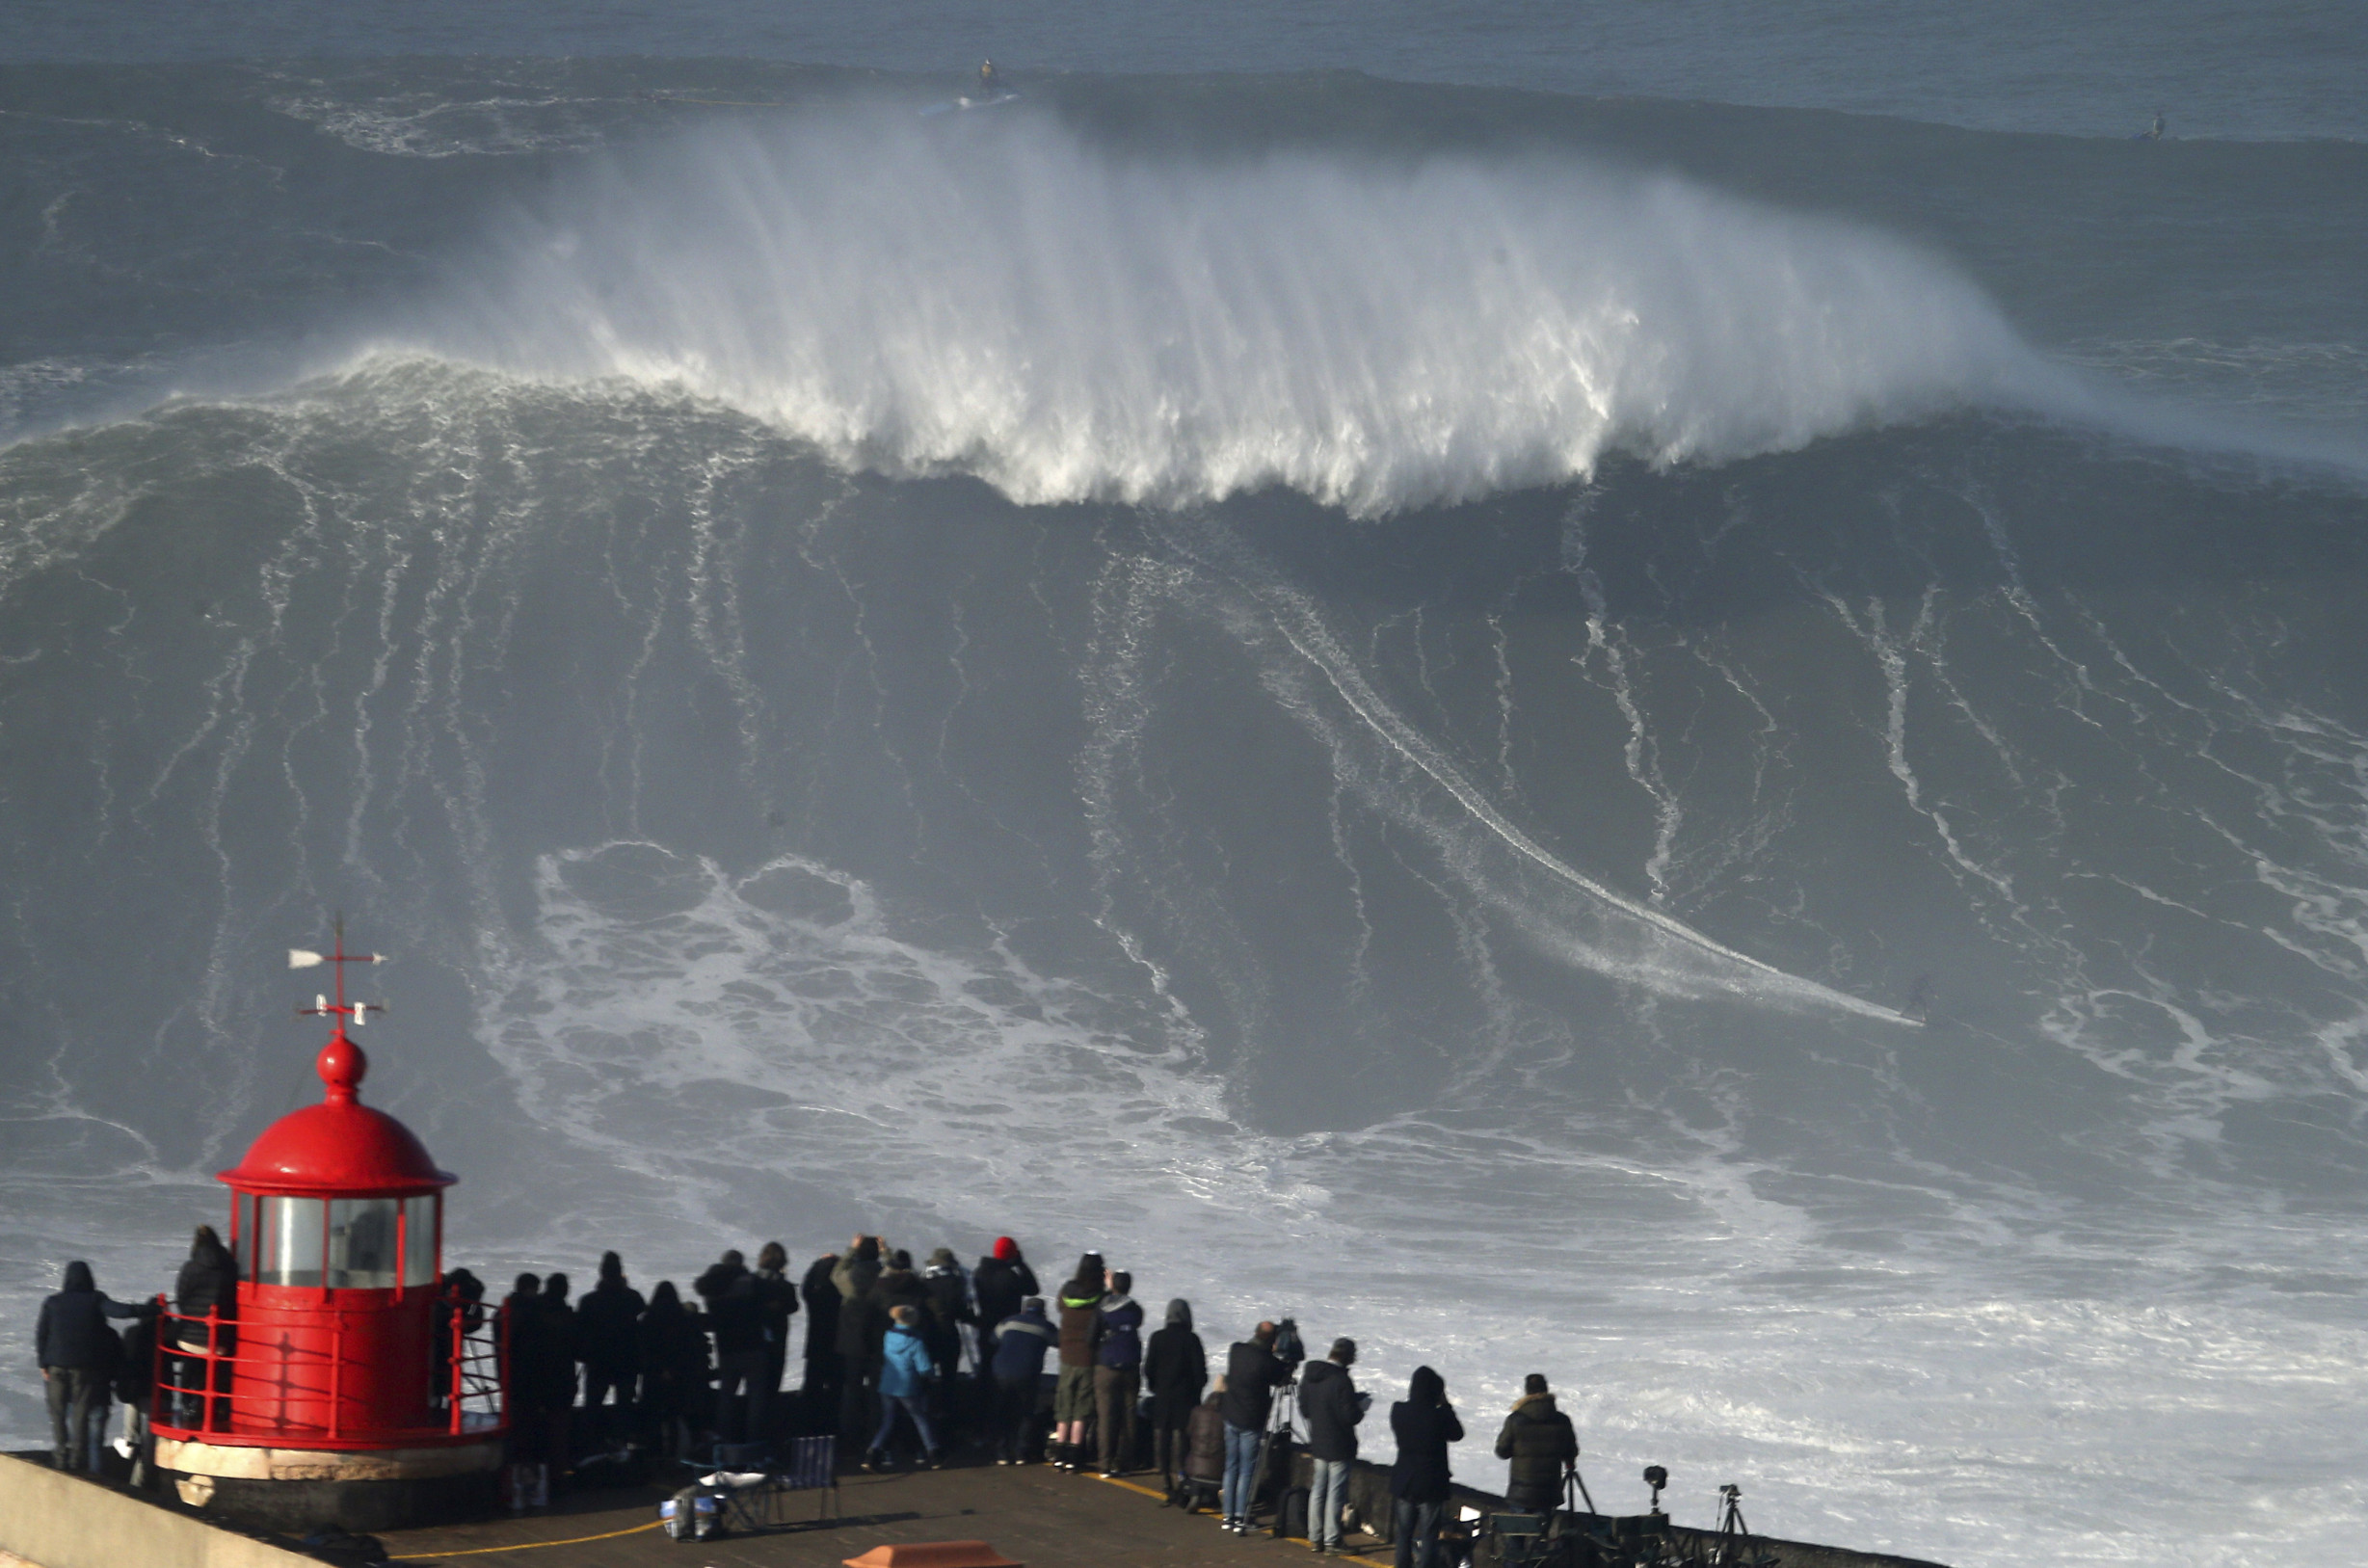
[753,1242,799,1440]
[987,1295,1056,1464]
[1391,1366,1465,1568]
[535,1274,579,1472]
[875,1251,927,1317]
[170,1224,238,1430]
[37,1261,145,1472]
[834,1238,889,1445]
[918,1248,972,1430]
[1494,1373,1579,1513]
[1299,1338,1366,1553]
[971,1236,1037,1339]
[695,1250,766,1443]
[433,1267,487,1423]
[573,1252,643,1449]
[1219,1320,1298,1529]
[800,1249,843,1430]
[1144,1298,1207,1491]
[636,1281,706,1458]
[501,1271,545,1457]
[115,1308,157,1486]
[1051,1252,1104,1470]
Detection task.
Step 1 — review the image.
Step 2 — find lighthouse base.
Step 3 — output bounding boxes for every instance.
[154,1437,503,1532]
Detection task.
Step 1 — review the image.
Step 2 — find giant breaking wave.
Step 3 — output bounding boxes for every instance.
[404,105,2074,514]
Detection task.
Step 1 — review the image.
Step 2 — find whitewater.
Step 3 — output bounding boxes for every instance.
[5,22,2368,1568]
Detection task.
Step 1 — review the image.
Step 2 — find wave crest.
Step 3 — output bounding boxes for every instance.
[418,105,2064,514]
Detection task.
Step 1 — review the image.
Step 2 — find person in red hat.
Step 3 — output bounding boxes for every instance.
[971,1236,1038,1342]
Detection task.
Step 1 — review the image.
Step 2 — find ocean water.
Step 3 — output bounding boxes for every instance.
[4,9,2367,1566]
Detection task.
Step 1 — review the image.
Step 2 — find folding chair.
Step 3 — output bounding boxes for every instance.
[676,1433,840,1537]
[1489,1510,1551,1568]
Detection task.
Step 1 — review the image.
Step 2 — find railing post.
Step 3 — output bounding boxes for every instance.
[449,1301,463,1436]
[203,1306,221,1436]
[151,1294,169,1432]
[328,1322,342,1441]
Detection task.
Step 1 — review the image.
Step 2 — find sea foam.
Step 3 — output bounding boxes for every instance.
[415,103,2068,515]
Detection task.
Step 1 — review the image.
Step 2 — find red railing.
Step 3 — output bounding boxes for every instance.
[151,1297,507,1446]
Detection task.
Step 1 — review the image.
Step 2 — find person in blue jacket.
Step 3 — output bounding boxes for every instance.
[865,1304,943,1469]
[989,1295,1057,1464]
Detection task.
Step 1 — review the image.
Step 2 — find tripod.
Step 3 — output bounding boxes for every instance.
[1712,1483,1775,1568]
[1248,1369,1299,1530]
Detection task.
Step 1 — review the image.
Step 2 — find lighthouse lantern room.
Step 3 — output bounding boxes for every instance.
[151,924,506,1529]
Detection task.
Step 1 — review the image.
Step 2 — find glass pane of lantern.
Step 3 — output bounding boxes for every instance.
[233,1195,255,1279]
[401,1193,439,1286]
[328,1197,400,1289]
[259,1196,326,1287]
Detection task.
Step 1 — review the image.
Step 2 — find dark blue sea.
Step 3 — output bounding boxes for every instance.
[4,7,2365,1562]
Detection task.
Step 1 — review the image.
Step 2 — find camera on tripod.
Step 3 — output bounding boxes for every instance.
[1271,1316,1305,1364]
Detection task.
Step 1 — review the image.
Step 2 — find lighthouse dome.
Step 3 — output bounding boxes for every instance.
[218,1032,454,1196]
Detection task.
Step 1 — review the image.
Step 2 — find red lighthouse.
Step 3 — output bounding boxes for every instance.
[152,927,507,1529]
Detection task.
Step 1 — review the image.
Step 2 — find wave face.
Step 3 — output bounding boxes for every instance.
[5,61,2368,1568]
[424,109,2061,514]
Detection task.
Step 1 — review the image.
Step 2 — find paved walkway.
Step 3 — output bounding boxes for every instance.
[378,1463,1394,1568]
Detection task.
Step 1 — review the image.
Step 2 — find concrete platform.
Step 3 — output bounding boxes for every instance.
[2,1448,1952,1568]
[377,1463,1380,1567]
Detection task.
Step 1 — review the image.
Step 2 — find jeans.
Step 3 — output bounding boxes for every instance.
[869,1393,941,1460]
[1309,1456,1350,1547]
[45,1369,103,1472]
[994,1373,1039,1462]
[1092,1364,1138,1472]
[1220,1422,1263,1522]
[1394,1498,1443,1568]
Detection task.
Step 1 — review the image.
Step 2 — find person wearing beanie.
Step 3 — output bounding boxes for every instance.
[1298,1338,1367,1553]
[973,1236,1038,1340]
[573,1251,644,1450]
[1051,1252,1106,1471]
[1092,1269,1146,1475]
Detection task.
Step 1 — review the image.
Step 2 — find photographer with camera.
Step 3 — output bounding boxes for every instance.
[1494,1372,1579,1513]
[1219,1318,1302,1533]
[1298,1337,1368,1554]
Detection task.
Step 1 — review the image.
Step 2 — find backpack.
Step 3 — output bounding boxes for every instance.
[1274,1485,1310,1540]
[661,1485,718,1541]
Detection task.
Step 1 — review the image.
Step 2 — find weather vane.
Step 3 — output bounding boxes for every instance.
[289,913,387,1029]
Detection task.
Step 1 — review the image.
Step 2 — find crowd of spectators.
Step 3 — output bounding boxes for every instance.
[35,1228,1585,1567]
